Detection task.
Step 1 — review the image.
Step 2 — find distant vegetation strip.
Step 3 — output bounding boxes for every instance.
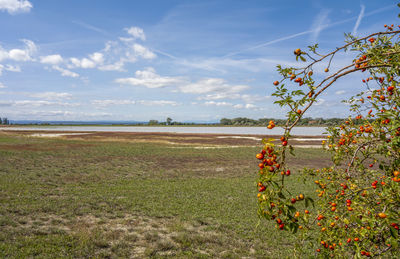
[5,117,368,127]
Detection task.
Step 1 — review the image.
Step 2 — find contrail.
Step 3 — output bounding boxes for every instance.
[151,48,178,60]
[72,20,110,36]
[352,4,365,35]
[223,4,395,58]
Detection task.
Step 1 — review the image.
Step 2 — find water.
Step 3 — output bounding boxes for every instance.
[0,126,327,135]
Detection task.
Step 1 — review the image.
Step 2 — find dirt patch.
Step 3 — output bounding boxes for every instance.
[1,130,325,147]
[31,133,92,138]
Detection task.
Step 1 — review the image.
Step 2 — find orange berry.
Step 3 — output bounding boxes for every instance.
[378,212,387,218]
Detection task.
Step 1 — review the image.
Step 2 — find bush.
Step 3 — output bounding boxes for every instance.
[256,24,400,257]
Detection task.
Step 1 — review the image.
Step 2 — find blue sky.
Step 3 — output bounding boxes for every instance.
[0,0,398,122]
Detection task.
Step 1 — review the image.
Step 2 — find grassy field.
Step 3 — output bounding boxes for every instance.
[0,132,331,258]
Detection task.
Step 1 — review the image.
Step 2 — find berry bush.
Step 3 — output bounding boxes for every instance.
[256,24,400,257]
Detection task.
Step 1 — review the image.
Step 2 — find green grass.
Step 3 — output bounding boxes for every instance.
[0,133,331,258]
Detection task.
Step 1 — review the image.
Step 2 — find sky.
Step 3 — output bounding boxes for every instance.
[0,0,398,122]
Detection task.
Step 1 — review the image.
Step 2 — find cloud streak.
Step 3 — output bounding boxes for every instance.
[352,4,365,35]
[310,10,330,43]
[72,20,110,36]
[224,4,395,57]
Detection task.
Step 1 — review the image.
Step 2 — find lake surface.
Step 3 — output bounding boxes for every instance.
[1,126,327,136]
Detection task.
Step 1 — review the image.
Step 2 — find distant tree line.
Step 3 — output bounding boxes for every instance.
[145,117,365,126]
[147,118,198,126]
[219,117,368,126]
[0,117,10,125]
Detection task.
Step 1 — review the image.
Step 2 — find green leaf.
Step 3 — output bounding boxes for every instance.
[305,197,314,208]
[287,205,296,213]
[291,223,299,234]
[289,145,295,156]
[389,236,399,249]
[390,226,399,238]
[278,192,286,199]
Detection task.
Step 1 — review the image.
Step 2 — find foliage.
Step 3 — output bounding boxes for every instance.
[0,117,9,125]
[219,117,364,126]
[256,24,400,257]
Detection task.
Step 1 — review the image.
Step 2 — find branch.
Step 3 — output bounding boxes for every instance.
[302,30,400,71]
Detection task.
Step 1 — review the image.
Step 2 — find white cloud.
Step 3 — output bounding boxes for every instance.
[69,52,104,69]
[178,57,297,73]
[137,100,179,106]
[201,100,259,110]
[0,39,37,62]
[62,27,154,73]
[8,49,28,61]
[89,52,104,64]
[0,100,78,107]
[4,64,20,72]
[70,57,96,69]
[0,0,32,14]
[0,64,21,75]
[29,92,72,100]
[40,54,63,65]
[52,65,79,78]
[241,94,270,103]
[115,67,183,88]
[99,61,125,72]
[204,101,233,107]
[179,78,249,94]
[91,99,135,107]
[335,90,346,95]
[0,48,8,61]
[125,26,146,41]
[197,93,270,103]
[233,103,257,109]
[91,99,179,107]
[0,82,6,88]
[14,100,54,107]
[132,44,156,59]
